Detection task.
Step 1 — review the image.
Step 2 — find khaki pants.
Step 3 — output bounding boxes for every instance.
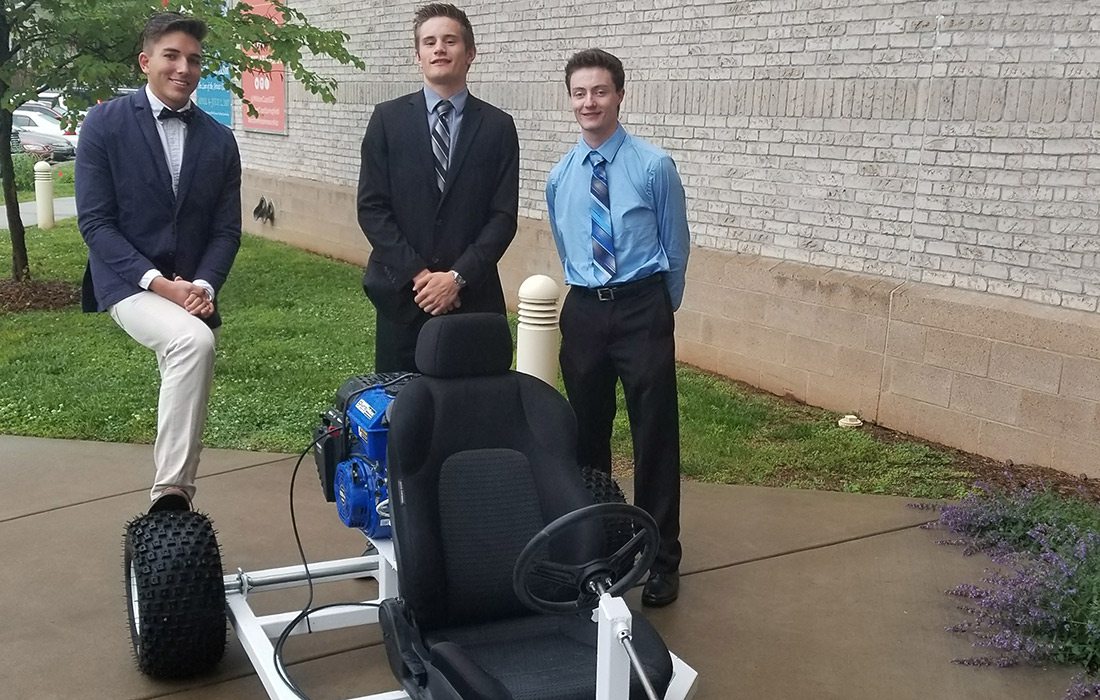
[109,291,218,502]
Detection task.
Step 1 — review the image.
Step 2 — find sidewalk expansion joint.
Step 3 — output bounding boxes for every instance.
[683,517,938,578]
[0,455,296,524]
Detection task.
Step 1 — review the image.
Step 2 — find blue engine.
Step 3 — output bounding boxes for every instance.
[335,456,390,537]
[313,373,416,539]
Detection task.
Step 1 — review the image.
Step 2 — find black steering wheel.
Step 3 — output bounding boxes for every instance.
[512,503,658,614]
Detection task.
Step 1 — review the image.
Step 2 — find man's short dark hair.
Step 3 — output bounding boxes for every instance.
[413,3,475,51]
[565,49,625,92]
[141,12,207,52]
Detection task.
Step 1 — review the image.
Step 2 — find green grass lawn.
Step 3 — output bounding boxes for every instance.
[0,221,974,498]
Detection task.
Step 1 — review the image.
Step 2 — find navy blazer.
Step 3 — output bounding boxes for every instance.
[76,89,242,328]
[356,90,519,324]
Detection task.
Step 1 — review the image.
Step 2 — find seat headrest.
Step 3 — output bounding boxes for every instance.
[415,313,513,378]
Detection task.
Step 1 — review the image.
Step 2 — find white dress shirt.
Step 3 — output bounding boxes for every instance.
[139,86,213,301]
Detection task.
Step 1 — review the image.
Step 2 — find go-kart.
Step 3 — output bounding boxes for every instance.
[123,313,699,699]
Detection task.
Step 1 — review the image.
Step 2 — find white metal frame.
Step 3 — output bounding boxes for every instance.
[223,536,698,700]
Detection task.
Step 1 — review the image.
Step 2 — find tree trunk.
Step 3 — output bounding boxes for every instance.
[0,14,29,282]
[0,109,30,282]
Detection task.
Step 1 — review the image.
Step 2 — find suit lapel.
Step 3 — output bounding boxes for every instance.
[405,92,440,202]
[132,91,175,201]
[175,111,205,210]
[442,94,482,201]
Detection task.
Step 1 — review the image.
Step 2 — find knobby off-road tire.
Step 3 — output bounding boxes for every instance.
[124,510,226,678]
[580,467,634,571]
[581,466,627,507]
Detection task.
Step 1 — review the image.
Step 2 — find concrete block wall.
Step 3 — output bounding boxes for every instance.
[879,284,1100,475]
[671,247,1100,478]
[234,0,1100,475]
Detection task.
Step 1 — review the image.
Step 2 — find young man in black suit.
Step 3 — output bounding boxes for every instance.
[357,3,520,372]
[76,12,242,513]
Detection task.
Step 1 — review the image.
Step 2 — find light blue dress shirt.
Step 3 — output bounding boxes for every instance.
[424,86,467,155]
[546,124,690,309]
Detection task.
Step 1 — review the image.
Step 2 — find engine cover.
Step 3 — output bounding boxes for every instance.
[313,372,416,537]
[335,456,391,538]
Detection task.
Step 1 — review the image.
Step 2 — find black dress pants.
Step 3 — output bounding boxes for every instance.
[374,310,428,373]
[559,276,682,575]
[374,305,511,374]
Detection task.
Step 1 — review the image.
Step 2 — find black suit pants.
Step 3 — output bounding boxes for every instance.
[559,278,682,574]
[374,302,510,373]
[374,310,429,373]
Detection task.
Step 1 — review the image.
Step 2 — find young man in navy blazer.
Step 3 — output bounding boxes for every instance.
[357,3,519,372]
[76,12,242,513]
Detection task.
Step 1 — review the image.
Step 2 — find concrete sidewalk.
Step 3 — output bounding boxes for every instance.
[0,435,1076,699]
[0,196,77,228]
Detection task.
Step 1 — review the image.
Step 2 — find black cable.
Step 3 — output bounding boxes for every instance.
[272,602,382,700]
[272,374,414,699]
[271,437,325,698]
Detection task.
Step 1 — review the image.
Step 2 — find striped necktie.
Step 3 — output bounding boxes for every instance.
[589,151,615,283]
[432,100,453,192]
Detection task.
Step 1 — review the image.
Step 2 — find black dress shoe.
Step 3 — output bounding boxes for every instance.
[641,571,680,607]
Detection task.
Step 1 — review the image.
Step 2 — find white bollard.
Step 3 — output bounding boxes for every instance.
[516,274,561,386]
[34,160,54,230]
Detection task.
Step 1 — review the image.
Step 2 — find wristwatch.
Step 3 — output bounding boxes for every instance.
[451,270,467,288]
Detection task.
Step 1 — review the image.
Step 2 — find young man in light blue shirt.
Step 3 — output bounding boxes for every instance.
[546,48,690,607]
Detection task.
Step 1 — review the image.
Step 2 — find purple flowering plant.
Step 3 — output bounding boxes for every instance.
[930,482,1100,698]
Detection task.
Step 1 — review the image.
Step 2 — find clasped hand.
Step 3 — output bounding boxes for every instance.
[151,276,214,318]
[413,270,462,316]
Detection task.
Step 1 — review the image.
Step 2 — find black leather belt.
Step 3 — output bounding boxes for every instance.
[573,274,664,301]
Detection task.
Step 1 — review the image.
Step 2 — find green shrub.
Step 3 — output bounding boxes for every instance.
[12,153,37,191]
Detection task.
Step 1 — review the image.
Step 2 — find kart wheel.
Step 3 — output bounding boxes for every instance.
[581,467,633,568]
[124,510,226,678]
[581,466,626,506]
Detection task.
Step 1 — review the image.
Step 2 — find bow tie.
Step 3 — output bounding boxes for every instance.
[158,107,194,124]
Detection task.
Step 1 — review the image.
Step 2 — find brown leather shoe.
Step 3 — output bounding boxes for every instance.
[641,571,680,607]
[148,487,192,514]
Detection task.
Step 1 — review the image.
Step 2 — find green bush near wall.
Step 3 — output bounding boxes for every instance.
[12,154,38,191]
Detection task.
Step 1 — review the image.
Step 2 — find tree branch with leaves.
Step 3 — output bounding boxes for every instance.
[1,0,363,282]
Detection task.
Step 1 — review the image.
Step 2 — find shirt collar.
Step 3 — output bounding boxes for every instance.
[578,123,626,165]
[424,86,469,115]
[145,85,193,116]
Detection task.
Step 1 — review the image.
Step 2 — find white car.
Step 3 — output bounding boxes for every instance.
[19,101,65,120]
[12,109,78,148]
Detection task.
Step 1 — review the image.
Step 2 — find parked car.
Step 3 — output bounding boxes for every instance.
[36,91,70,116]
[18,101,66,121]
[10,127,76,162]
[12,109,78,148]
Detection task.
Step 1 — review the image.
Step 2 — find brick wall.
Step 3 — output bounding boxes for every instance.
[235,0,1100,474]
[240,0,1100,312]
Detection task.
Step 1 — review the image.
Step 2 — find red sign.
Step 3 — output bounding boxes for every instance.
[241,0,287,134]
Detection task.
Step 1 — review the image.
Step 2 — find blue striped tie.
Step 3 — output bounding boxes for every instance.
[589,151,615,283]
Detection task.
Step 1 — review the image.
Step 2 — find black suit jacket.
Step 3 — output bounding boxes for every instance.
[76,90,242,328]
[356,90,519,324]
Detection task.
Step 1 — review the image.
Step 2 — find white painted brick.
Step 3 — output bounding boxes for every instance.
[233,0,1100,316]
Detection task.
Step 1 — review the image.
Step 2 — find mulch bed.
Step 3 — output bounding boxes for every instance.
[0,278,80,314]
